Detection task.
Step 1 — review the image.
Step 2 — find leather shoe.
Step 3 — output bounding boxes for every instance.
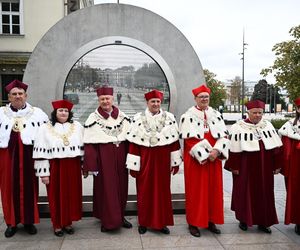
[4,226,17,238]
[188,225,200,237]
[160,226,170,234]
[123,218,132,229]
[295,224,300,235]
[24,224,37,235]
[258,225,272,234]
[138,226,147,234]
[239,222,248,231]
[101,226,110,232]
[64,226,74,234]
[54,229,64,237]
[208,222,221,234]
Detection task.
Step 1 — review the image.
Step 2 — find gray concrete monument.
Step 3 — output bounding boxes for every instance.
[24,3,205,118]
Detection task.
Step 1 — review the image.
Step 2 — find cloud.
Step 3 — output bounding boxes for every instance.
[94,0,300,82]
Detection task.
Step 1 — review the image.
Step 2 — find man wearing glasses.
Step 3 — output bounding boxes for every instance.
[179,84,229,237]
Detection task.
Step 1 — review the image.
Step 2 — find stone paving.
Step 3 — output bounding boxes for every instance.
[0,171,300,249]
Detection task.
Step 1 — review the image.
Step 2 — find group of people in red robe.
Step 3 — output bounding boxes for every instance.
[1,79,300,239]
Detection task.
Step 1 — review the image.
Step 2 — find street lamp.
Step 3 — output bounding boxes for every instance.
[240,30,248,119]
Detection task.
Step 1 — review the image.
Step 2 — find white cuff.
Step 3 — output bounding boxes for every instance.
[126,153,141,171]
[34,160,50,177]
[189,139,213,164]
[171,149,182,167]
[213,137,230,160]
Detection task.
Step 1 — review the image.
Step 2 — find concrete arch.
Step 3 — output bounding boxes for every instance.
[24,3,204,117]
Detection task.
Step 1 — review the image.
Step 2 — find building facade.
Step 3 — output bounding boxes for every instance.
[0,0,93,105]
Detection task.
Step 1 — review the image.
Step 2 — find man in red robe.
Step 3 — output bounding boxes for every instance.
[225,99,283,233]
[0,80,48,237]
[126,89,182,235]
[83,86,132,232]
[179,84,229,237]
[278,97,300,235]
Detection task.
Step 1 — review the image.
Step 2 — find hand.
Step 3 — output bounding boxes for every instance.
[208,149,219,162]
[130,170,138,178]
[82,170,89,178]
[232,170,239,175]
[41,176,50,185]
[273,168,281,175]
[171,166,179,175]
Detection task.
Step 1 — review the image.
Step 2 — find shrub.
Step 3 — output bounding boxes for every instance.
[270,119,289,129]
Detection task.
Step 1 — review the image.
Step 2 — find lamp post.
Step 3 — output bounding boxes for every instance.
[240,30,248,119]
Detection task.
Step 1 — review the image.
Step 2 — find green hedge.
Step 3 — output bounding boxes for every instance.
[270,119,289,130]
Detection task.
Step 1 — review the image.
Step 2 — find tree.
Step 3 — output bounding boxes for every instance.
[252,79,268,101]
[261,25,300,101]
[252,79,286,112]
[203,69,226,109]
[228,76,242,111]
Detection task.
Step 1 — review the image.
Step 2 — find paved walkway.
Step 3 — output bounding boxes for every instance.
[0,171,300,249]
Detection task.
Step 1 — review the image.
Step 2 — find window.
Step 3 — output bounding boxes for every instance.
[65,45,170,124]
[0,0,23,35]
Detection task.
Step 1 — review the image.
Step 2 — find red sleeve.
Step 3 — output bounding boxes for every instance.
[170,140,181,152]
[224,151,242,171]
[83,143,99,171]
[184,137,201,149]
[128,142,141,156]
[280,136,292,176]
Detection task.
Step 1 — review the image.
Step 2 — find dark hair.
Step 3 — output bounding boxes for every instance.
[50,109,74,126]
[293,107,300,126]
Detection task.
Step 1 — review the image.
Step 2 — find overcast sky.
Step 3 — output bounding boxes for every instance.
[93,0,300,83]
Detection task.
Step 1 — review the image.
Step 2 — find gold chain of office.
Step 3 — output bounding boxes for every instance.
[47,122,75,146]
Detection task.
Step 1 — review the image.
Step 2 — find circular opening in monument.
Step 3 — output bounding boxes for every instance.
[64,44,170,124]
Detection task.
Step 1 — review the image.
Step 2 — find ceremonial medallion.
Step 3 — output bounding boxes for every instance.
[12,118,24,132]
[62,135,70,146]
[150,136,158,145]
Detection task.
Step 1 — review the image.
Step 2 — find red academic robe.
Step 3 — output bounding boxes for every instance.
[0,131,39,226]
[83,142,128,230]
[225,139,282,227]
[46,157,82,229]
[129,141,180,230]
[184,131,224,228]
[281,136,300,225]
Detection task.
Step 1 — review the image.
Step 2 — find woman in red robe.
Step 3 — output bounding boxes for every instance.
[278,97,300,235]
[33,100,83,237]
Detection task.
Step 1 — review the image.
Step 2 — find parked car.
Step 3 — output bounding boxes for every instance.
[63,93,79,104]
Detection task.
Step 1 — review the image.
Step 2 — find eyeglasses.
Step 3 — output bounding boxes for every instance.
[196,95,210,99]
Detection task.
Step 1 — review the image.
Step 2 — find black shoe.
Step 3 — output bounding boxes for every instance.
[188,225,200,237]
[54,229,64,237]
[24,224,37,235]
[138,226,147,234]
[295,225,300,235]
[4,226,17,238]
[239,222,248,231]
[258,225,272,234]
[101,225,110,232]
[63,226,74,235]
[208,222,221,234]
[160,227,170,234]
[123,218,132,229]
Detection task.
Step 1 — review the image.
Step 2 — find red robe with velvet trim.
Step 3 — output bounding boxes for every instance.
[46,157,82,229]
[0,131,39,226]
[129,141,180,230]
[281,136,300,225]
[83,142,129,230]
[224,120,282,227]
[184,131,224,228]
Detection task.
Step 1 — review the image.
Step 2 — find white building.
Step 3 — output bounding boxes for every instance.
[0,0,93,105]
